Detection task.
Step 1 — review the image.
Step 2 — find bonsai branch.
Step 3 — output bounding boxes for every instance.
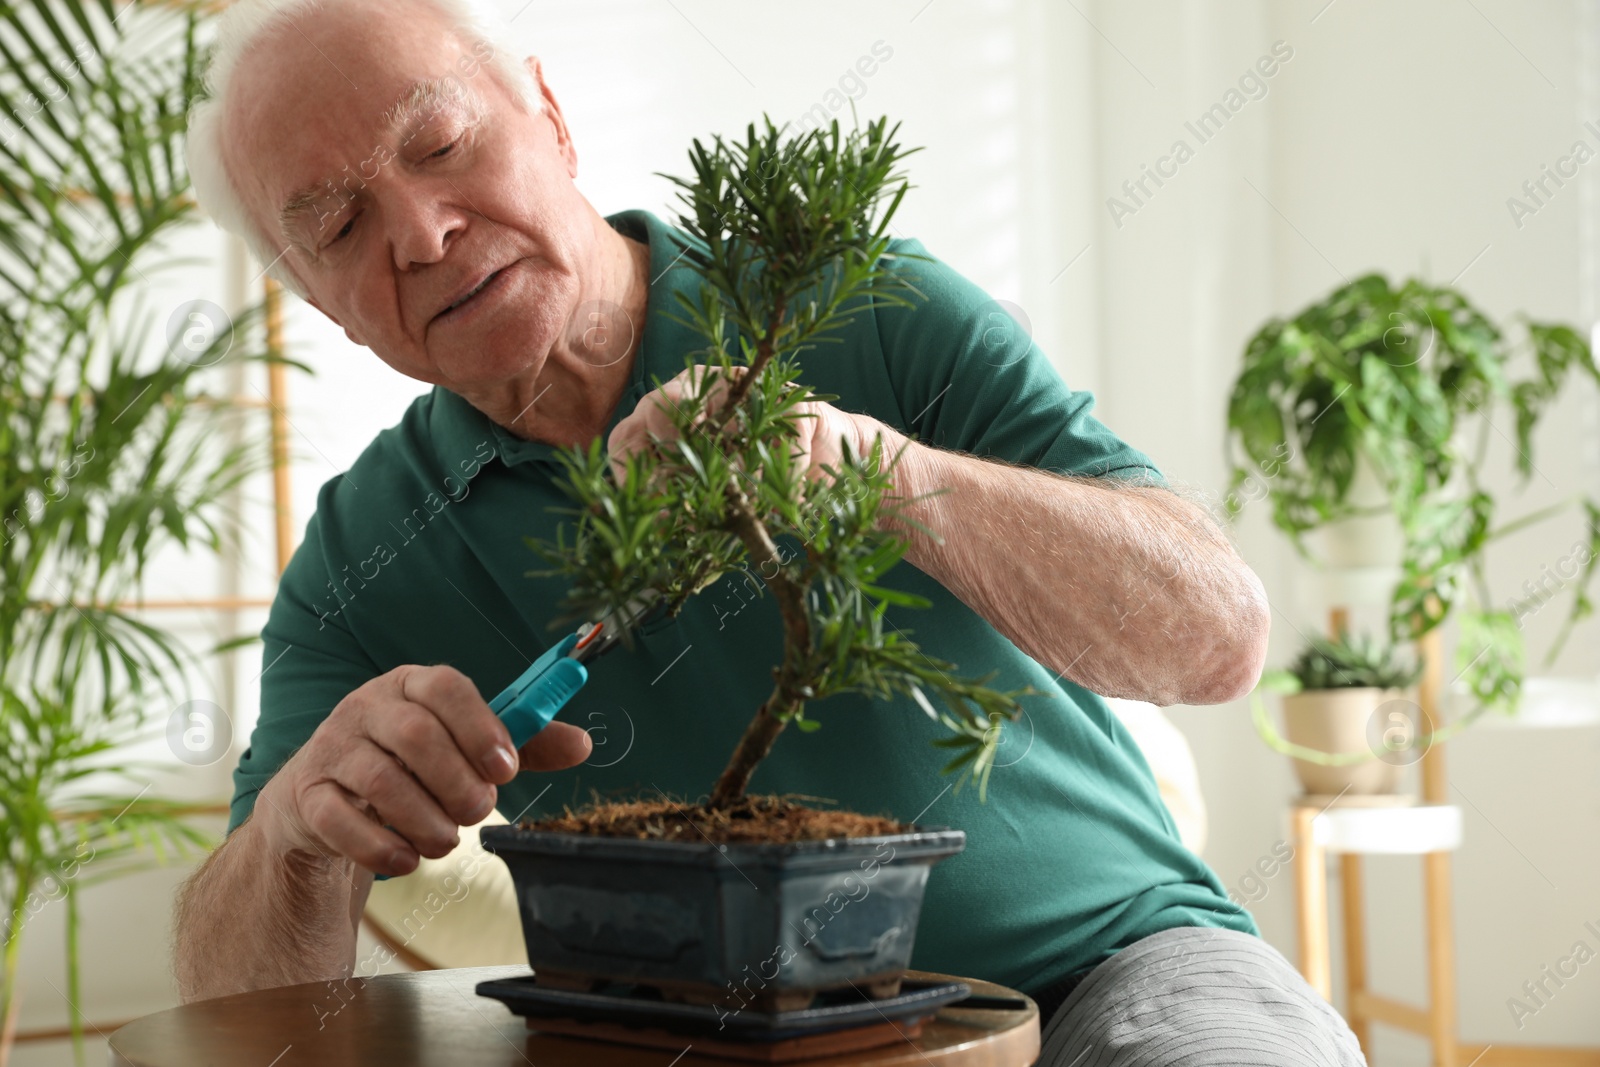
[663,556,722,619]
[712,294,786,424]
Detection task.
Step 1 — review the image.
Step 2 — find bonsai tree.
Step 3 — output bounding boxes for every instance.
[1226,274,1600,720]
[527,116,1036,817]
[0,1,279,1060]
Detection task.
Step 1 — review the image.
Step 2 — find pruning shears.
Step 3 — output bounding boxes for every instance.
[488,587,665,749]
[371,589,664,881]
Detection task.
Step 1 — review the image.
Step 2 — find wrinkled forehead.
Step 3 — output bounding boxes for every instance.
[221,5,496,244]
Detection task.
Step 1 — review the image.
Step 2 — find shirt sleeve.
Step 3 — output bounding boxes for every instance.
[228,513,382,836]
[870,237,1167,487]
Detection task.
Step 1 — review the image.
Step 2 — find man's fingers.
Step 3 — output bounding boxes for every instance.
[607,365,762,485]
[332,744,460,860]
[366,700,497,826]
[607,417,653,482]
[519,720,594,771]
[605,377,869,519]
[635,394,690,455]
[301,783,420,877]
[394,664,517,784]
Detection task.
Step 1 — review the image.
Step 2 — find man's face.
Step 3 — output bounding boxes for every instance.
[223,0,590,392]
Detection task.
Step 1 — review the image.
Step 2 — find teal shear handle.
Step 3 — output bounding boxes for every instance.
[488,595,657,746]
[488,631,592,749]
[490,586,665,746]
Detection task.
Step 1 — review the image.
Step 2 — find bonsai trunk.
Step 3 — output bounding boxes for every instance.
[714,295,785,420]
[710,694,801,807]
[708,484,812,808]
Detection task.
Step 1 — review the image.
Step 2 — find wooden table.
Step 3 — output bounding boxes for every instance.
[108,967,1040,1066]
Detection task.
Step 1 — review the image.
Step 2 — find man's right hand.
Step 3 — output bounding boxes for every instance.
[255,663,593,876]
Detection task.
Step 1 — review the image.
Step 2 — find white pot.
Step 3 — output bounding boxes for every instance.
[1280,687,1413,796]
[1310,451,1403,569]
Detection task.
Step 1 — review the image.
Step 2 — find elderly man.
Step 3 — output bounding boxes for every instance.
[172,0,1362,1061]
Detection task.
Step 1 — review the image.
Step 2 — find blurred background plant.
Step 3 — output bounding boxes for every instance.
[1261,630,1424,694]
[0,1,286,1062]
[1226,273,1600,719]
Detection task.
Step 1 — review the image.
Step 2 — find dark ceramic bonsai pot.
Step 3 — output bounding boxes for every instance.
[480,824,965,1011]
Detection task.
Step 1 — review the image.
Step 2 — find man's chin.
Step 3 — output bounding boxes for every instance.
[429,275,575,393]
[435,353,545,396]
[431,325,556,395]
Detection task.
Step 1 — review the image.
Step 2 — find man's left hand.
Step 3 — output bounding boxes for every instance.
[606,365,883,487]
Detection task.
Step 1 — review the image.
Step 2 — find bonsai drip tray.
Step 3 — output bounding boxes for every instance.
[476,972,978,1062]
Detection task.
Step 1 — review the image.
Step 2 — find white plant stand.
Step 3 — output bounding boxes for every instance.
[1290,602,1600,1066]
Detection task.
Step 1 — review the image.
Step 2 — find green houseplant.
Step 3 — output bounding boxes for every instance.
[0,1,279,1061]
[1226,274,1600,740]
[1255,631,1424,796]
[478,116,1037,1011]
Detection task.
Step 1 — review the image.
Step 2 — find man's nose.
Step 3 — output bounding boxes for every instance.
[388,182,468,271]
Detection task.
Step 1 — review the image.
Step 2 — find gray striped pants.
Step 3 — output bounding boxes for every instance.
[1038,926,1365,1066]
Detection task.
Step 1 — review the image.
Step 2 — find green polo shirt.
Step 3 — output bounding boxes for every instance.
[232,207,1257,995]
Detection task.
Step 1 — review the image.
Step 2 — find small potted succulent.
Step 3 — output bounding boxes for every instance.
[1255,631,1425,797]
[479,116,1036,1013]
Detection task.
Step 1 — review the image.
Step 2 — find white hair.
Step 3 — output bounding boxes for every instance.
[185,0,543,298]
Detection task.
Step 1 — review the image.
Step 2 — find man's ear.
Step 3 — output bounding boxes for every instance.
[523,55,577,178]
[305,294,364,347]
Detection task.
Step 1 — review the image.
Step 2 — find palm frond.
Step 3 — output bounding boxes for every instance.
[1,1,263,1058]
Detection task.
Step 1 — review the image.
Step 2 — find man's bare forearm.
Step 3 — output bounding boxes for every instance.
[172,808,371,1002]
[865,426,1270,706]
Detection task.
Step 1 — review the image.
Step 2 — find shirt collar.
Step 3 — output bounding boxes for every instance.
[426,207,707,478]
